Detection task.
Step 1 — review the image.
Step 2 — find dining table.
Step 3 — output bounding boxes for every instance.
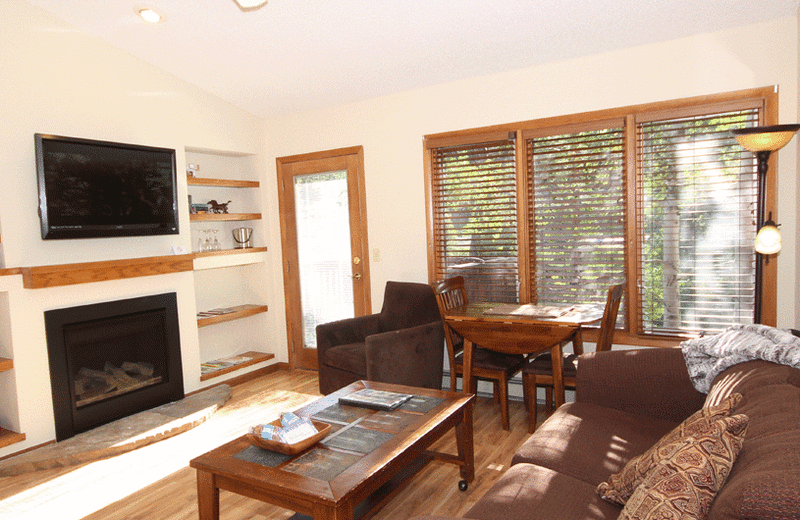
[442,302,604,410]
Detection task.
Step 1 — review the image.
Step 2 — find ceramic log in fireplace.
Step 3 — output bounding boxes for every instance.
[45,293,184,441]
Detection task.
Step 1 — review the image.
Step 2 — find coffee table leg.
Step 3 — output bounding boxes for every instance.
[196,470,220,520]
[455,399,475,487]
[313,502,354,520]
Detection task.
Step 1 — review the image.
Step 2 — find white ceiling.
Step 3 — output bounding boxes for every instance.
[24,0,800,118]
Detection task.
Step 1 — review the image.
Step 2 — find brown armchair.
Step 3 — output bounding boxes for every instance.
[316,281,445,395]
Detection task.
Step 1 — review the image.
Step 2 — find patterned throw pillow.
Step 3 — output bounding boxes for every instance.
[618,414,748,520]
[597,393,743,505]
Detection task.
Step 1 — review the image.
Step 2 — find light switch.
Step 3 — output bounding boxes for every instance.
[373,248,381,262]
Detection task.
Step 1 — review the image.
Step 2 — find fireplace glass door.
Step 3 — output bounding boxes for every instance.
[45,293,183,440]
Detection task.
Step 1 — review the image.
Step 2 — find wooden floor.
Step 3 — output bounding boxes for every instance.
[0,369,544,519]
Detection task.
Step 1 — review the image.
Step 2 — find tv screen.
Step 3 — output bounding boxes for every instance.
[35,134,179,239]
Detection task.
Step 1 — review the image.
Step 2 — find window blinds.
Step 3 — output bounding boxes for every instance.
[526,125,627,322]
[430,137,519,302]
[636,109,759,334]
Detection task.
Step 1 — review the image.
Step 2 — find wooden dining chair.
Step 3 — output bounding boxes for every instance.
[522,283,624,432]
[432,276,526,431]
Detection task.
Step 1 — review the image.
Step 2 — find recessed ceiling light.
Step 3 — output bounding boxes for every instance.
[233,0,268,11]
[136,7,164,23]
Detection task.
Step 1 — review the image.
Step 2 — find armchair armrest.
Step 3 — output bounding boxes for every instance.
[316,314,383,357]
[576,347,705,423]
[365,320,445,390]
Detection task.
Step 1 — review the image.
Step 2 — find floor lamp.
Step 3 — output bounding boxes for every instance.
[732,124,800,323]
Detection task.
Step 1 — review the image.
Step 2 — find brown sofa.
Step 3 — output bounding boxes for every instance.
[411,346,800,520]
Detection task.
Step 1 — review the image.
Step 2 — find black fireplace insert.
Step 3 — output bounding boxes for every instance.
[45,293,184,441]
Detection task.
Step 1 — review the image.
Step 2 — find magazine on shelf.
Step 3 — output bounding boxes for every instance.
[338,389,414,411]
[207,307,237,315]
[200,354,252,374]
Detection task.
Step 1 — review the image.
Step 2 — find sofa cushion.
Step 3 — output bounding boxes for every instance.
[321,342,367,374]
[597,393,742,505]
[704,361,800,520]
[618,414,748,520]
[512,401,678,485]
[464,463,622,520]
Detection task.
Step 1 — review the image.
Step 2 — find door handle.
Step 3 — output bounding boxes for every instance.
[351,273,362,280]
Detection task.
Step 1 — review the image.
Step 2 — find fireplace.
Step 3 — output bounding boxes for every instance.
[45,293,184,441]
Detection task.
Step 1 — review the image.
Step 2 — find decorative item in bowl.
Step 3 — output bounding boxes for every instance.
[247,419,331,455]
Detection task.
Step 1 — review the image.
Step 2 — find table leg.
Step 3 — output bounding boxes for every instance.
[312,502,353,520]
[462,338,473,395]
[196,470,220,520]
[572,326,584,356]
[550,342,565,409]
[456,397,475,484]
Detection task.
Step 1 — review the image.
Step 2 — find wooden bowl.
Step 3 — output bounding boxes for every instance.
[246,419,331,455]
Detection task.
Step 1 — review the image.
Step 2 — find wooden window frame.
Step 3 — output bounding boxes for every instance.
[424,87,779,346]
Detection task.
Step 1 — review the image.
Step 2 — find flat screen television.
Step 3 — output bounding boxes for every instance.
[35,134,179,239]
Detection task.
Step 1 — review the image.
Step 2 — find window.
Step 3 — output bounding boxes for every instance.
[636,109,760,335]
[525,122,627,325]
[425,88,777,340]
[429,134,518,302]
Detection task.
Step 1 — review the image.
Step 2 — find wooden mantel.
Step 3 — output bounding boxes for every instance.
[19,255,195,289]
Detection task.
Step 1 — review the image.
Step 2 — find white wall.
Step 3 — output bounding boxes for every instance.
[1,1,798,455]
[0,1,276,456]
[0,1,264,268]
[263,16,800,337]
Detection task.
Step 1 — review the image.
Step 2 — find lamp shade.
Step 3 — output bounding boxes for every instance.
[755,222,781,255]
[732,124,800,152]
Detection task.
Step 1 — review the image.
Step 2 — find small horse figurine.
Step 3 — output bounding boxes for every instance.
[207,200,231,214]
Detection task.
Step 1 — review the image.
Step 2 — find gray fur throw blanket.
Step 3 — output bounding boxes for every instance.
[680,324,800,393]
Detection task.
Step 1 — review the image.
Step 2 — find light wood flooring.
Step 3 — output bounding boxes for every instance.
[0,369,543,519]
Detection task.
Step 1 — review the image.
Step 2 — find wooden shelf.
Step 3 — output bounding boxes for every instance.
[190,213,261,222]
[187,177,259,188]
[0,428,26,449]
[20,255,195,289]
[0,355,25,449]
[200,351,274,381]
[193,246,268,258]
[197,304,268,328]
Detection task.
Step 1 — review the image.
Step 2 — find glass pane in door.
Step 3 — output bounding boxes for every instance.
[294,170,354,348]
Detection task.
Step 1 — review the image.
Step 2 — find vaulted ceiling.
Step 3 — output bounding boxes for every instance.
[24,0,800,118]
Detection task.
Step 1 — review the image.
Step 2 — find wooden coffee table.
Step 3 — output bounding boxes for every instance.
[190,380,475,520]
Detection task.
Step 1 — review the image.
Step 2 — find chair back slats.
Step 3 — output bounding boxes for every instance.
[433,276,468,312]
[595,284,624,352]
[432,276,469,390]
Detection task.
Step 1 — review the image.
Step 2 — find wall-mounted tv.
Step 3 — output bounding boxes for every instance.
[35,134,179,239]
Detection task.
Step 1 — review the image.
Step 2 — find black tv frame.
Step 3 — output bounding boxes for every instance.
[35,133,179,240]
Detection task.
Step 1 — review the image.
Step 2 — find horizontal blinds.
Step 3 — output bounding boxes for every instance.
[430,138,518,302]
[636,109,759,335]
[527,126,626,325]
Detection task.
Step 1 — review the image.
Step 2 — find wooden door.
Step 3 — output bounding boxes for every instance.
[276,146,371,369]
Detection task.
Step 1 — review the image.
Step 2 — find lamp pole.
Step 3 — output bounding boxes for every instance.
[732,124,800,325]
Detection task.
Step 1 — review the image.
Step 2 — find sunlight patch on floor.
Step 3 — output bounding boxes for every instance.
[0,390,317,520]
